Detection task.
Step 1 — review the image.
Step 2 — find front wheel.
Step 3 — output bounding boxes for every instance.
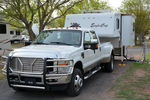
[104,54,114,73]
[66,68,83,96]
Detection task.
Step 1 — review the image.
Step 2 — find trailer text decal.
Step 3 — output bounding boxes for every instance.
[90,23,108,28]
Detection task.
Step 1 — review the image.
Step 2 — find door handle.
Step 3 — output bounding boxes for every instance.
[99,47,101,51]
[81,52,84,58]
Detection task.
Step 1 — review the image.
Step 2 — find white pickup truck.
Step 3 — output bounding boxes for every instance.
[4,28,113,96]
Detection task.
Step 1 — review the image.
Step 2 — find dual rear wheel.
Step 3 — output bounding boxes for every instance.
[102,54,114,72]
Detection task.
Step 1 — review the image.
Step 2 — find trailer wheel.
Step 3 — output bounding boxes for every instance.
[66,68,83,96]
[104,54,114,73]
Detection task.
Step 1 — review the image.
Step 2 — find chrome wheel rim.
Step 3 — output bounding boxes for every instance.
[74,74,83,92]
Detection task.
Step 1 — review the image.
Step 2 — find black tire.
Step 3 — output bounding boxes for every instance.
[104,54,114,73]
[66,68,83,97]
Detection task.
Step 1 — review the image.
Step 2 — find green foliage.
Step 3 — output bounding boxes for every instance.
[1,0,37,29]
[50,0,111,27]
[120,0,150,44]
[0,0,82,40]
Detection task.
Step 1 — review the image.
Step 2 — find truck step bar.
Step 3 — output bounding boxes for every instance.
[84,66,101,80]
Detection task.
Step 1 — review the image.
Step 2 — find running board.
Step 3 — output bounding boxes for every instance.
[84,66,102,80]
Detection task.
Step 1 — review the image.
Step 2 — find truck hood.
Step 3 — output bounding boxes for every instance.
[9,45,80,59]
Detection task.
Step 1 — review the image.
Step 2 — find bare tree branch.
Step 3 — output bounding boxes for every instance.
[0,0,82,40]
[46,0,82,26]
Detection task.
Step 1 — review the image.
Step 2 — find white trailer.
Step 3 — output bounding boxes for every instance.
[0,23,11,50]
[65,11,135,57]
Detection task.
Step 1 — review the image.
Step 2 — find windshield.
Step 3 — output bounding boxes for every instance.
[34,30,82,46]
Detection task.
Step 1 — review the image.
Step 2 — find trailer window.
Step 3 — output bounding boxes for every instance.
[0,24,6,34]
[116,18,119,30]
[10,31,14,35]
[16,31,20,35]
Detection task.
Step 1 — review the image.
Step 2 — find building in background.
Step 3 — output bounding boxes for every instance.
[0,14,11,50]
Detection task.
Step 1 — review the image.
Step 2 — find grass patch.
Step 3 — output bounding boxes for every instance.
[146,52,150,61]
[11,43,25,48]
[0,65,5,80]
[111,63,150,100]
[138,52,150,62]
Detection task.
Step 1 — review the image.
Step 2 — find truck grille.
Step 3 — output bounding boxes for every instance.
[10,57,44,73]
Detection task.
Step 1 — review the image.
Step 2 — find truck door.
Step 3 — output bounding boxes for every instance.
[83,31,95,71]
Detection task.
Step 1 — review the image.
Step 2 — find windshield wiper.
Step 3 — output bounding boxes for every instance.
[33,42,49,45]
[50,42,73,45]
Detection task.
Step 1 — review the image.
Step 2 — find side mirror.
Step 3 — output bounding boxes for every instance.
[84,39,98,50]
[84,43,98,50]
[84,43,91,50]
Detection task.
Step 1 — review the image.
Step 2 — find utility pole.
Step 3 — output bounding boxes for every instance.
[143,41,147,62]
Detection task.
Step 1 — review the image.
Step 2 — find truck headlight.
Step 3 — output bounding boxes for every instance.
[46,59,74,74]
[57,67,73,74]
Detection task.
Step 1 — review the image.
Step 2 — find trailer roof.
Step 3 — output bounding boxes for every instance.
[44,27,92,32]
[67,12,121,16]
[66,12,134,17]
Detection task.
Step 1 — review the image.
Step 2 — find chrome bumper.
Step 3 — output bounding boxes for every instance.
[11,84,45,90]
[8,72,72,89]
[46,74,72,84]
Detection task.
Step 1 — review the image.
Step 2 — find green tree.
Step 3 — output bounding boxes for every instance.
[51,0,111,27]
[0,0,82,40]
[120,0,150,45]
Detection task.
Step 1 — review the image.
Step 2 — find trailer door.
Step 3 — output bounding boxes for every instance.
[121,15,135,46]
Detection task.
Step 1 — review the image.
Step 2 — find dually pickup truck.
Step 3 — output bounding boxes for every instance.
[3,28,113,96]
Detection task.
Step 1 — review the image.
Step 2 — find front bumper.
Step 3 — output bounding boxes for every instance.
[6,58,73,90]
[8,73,72,90]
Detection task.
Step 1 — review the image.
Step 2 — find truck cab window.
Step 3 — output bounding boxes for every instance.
[116,18,119,30]
[34,30,82,46]
[84,32,91,43]
[91,31,98,39]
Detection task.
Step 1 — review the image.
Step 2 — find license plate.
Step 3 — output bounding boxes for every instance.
[25,78,36,85]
